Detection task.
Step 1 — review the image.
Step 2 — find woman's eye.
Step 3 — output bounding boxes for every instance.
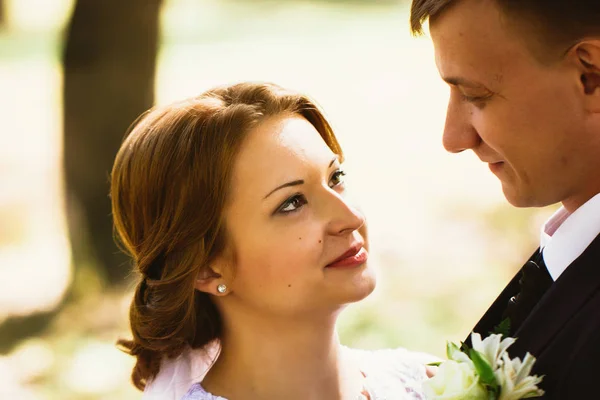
[277,194,307,214]
[329,170,346,188]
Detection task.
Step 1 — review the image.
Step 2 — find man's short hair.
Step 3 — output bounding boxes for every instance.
[410,0,600,62]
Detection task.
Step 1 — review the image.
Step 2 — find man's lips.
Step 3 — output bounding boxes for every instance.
[479,157,503,164]
[488,161,504,174]
[326,244,368,268]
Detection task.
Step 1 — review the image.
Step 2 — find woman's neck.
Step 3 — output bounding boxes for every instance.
[201,312,364,400]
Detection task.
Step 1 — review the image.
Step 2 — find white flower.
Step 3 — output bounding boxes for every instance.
[471,332,516,369]
[446,342,473,367]
[429,333,545,400]
[423,360,487,400]
[495,353,545,400]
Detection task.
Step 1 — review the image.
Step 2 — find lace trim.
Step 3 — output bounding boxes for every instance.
[182,383,227,400]
[180,348,432,400]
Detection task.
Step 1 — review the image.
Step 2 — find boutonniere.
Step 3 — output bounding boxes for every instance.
[423,332,544,400]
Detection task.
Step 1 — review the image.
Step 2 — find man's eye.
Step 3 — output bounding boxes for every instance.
[329,170,346,188]
[460,92,492,105]
[277,194,307,214]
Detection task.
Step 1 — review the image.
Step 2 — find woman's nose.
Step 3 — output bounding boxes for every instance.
[324,192,366,236]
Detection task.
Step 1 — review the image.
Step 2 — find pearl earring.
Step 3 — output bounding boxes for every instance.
[217,284,227,294]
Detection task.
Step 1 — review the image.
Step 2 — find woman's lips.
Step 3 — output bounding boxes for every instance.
[326,247,368,268]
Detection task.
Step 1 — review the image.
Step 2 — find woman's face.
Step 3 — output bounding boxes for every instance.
[218,114,375,317]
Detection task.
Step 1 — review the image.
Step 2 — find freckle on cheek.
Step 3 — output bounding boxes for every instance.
[299,237,302,240]
[318,240,322,243]
[288,284,292,288]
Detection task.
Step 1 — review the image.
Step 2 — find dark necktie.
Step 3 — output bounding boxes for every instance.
[502,251,553,335]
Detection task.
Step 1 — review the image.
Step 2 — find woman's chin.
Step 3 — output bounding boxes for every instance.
[353,269,377,301]
[329,264,377,304]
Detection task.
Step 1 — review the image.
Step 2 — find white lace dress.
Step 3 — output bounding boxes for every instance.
[155,347,433,400]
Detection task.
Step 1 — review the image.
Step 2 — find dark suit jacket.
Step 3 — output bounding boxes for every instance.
[470,232,600,399]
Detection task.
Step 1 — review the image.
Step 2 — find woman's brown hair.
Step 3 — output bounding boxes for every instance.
[111,82,343,390]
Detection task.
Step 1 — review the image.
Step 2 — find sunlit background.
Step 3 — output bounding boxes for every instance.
[0,0,556,398]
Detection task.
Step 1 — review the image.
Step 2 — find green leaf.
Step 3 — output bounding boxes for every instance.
[447,341,461,360]
[486,382,500,400]
[427,362,442,367]
[491,318,511,337]
[469,349,496,386]
[460,341,471,354]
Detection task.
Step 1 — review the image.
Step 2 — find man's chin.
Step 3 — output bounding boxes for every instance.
[500,183,532,208]
[501,185,557,208]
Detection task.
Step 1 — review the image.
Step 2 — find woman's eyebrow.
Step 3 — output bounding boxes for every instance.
[263,156,338,200]
[263,180,304,200]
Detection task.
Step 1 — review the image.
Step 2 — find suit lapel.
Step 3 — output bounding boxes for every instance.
[511,233,600,358]
[471,271,521,337]
[466,251,540,343]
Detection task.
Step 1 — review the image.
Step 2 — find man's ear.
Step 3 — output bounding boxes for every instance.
[573,41,600,112]
[194,257,231,296]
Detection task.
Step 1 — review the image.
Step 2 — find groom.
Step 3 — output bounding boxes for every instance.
[410,0,600,397]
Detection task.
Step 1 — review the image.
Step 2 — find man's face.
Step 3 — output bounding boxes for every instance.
[430,0,597,210]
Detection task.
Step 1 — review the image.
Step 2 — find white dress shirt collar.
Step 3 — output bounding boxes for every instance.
[540,192,600,281]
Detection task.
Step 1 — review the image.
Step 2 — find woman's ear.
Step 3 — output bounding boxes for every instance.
[573,41,600,112]
[195,257,231,296]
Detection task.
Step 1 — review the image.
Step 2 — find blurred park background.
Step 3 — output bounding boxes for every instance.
[0,0,557,398]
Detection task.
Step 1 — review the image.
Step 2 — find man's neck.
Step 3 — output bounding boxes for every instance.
[202,311,364,400]
[562,179,600,213]
[563,193,597,214]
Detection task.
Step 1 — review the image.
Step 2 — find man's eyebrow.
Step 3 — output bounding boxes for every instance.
[263,180,304,200]
[263,156,339,200]
[443,76,485,88]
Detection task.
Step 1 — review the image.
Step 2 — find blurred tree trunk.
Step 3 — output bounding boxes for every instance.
[0,0,163,355]
[63,0,163,285]
[0,0,5,28]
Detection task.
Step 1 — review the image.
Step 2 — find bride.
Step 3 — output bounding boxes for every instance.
[111,82,435,399]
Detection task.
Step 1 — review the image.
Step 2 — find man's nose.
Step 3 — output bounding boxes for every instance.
[442,97,481,153]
